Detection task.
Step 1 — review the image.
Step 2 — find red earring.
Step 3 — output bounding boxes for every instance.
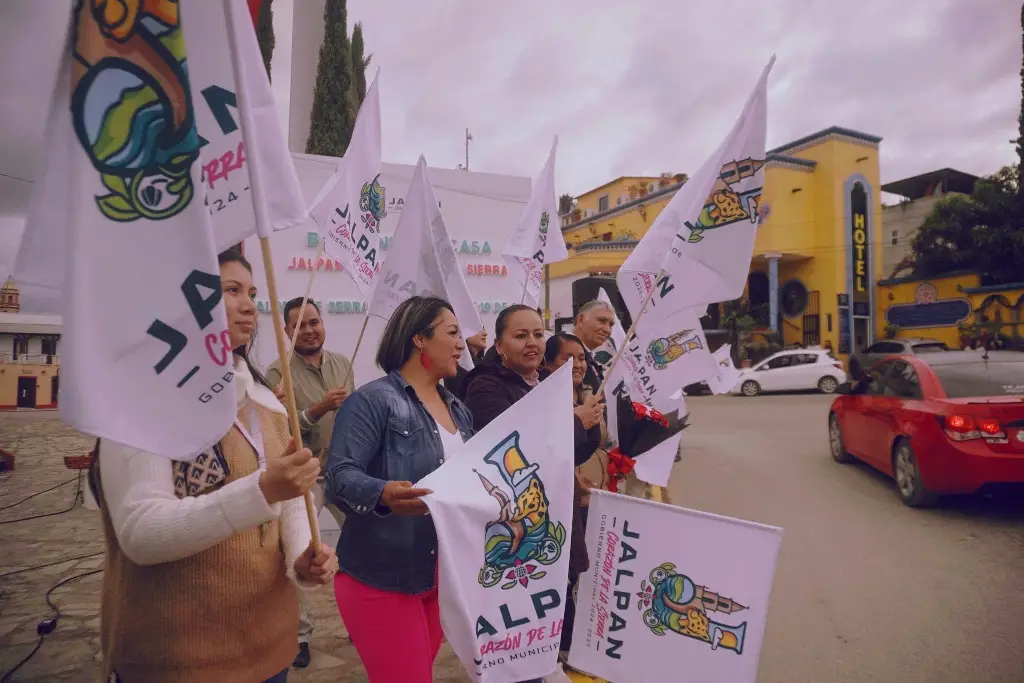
[420,351,432,370]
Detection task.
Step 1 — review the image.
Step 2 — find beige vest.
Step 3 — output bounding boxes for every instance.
[98,404,298,683]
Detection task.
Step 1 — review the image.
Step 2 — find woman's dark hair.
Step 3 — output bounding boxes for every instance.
[376,296,455,373]
[494,304,542,341]
[544,332,585,364]
[217,247,269,388]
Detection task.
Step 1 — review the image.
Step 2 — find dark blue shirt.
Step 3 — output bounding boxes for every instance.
[324,370,474,594]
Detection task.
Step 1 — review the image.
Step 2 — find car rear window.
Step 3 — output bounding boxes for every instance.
[932,360,1024,398]
[911,343,948,354]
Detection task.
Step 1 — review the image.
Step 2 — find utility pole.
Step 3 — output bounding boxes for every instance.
[465,128,472,171]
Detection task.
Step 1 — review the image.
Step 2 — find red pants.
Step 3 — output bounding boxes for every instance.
[334,572,443,682]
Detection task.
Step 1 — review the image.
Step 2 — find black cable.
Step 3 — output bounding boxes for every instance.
[0,476,79,511]
[0,550,104,580]
[0,566,103,683]
[0,473,81,525]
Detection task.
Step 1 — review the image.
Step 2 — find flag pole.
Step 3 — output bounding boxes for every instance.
[285,241,326,365]
[519,270,530,305]
[259,238,321,544]
[224,0,319,544]
[594,269,662,397]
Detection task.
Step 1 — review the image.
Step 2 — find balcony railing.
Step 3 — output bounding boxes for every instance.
[572,239,639,254]
[0,353,59,365]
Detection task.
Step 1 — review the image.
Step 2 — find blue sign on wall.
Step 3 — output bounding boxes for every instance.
[885,299,972,328]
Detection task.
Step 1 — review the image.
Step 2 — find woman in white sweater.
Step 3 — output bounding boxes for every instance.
[90,248,338,683]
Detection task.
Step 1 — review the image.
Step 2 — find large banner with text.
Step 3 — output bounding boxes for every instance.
[569,490,783,683]
[246,159,532,383]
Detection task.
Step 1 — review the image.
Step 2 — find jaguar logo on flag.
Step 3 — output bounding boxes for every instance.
[70,0,199,223]
[358,173,388,233]
[636,562,749,654]
[685,157,765,243]
[647,329,704,370]
[474,431,567,590]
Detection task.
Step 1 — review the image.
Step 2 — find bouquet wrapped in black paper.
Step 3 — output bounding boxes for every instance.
[605,392,688,493]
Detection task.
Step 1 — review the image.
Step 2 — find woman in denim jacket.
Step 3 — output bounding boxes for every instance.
[324,296,472,682]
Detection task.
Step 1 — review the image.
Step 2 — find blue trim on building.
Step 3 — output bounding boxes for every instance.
[876,269,980,287]
[769,126,882,156]
[766,153,816,168]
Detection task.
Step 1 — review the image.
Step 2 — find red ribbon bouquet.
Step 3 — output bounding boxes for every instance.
[605,396,686,493]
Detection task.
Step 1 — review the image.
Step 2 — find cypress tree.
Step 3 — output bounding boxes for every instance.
[351,22,371,106]
[256,0,274,80]
[305,0,356,156]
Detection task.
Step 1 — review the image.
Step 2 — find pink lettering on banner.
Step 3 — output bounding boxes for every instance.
[480,630,522,656]
[595,604,608,639]
[205,330,232,366]
[203,141,247,189]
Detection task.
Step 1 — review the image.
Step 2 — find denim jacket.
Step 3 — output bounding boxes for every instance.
[324,370,474,594]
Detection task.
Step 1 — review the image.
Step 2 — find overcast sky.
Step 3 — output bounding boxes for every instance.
[0,0,1020,283]
[274,0,1021,197]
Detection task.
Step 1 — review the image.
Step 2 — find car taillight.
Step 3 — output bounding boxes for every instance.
[832,362,843,370]
[941,414,1007,442]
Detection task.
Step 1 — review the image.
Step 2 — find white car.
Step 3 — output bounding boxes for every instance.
[731,348,847,397]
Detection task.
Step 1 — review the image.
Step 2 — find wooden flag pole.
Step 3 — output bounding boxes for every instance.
[592,270,668,505]
[285,241,326,365]
[223,0,319,545]
[594,269,662,398]
[260,238,321,546]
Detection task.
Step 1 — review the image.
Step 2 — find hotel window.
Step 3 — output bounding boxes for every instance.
[598,195,609,212]
[891,229,898,246]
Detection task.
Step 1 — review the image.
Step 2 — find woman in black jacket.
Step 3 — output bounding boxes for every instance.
[461,306,603,668]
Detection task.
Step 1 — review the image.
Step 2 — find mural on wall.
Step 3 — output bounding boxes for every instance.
[883,280,972,329]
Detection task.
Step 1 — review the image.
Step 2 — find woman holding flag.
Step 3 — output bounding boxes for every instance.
[89,248,338,683]
[325,296,473,683]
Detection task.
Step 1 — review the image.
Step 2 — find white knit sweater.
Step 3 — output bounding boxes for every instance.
[99,357,317,586]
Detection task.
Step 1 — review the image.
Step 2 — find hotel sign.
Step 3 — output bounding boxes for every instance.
[850,184,870,303]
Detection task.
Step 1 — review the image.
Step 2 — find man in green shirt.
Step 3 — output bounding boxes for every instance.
[267,297,354,669]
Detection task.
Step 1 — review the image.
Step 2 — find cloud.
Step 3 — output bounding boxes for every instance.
[337,0,1020,194]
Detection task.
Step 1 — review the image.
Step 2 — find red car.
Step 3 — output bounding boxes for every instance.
[828,350,1024,507]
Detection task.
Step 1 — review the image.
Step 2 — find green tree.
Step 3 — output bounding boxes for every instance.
[909,166,1024,284]
[350,22,372,106]
[256,0,274,80]
[305,0,356,156]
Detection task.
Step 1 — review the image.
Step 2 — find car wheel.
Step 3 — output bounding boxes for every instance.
[892,439,937,508]
[818,376,839,394]
[828,413,854,464]
[740,380,761,397]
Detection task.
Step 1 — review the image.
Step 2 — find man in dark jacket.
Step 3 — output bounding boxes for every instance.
[573,299,616,392]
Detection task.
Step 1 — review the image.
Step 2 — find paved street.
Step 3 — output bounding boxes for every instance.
[2,396,1023,682]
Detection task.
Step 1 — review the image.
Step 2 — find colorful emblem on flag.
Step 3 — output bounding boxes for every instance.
[685,158,765,243]
[637,562,749,654]
[358,173,388,232]
[646,329,704,370]
[474,431,567,590]
[70,0,200,222]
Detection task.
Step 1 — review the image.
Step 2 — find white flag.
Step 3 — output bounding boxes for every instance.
[418,362,576,683]
[308,71,385,294]
[617,57,774,319]
[26,3,239,458]
[502,138,568,307]
[185,0,306,248]
[605,306,710,415]
[591,288,624,375]
[368,156,483,368]
[631,432,682,489]
[570,490,783,683]
[707,344,742,395]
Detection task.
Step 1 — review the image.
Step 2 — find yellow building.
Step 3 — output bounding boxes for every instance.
[549,126,886,360]
[876,271,1024,349]
[0,277,62,410]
